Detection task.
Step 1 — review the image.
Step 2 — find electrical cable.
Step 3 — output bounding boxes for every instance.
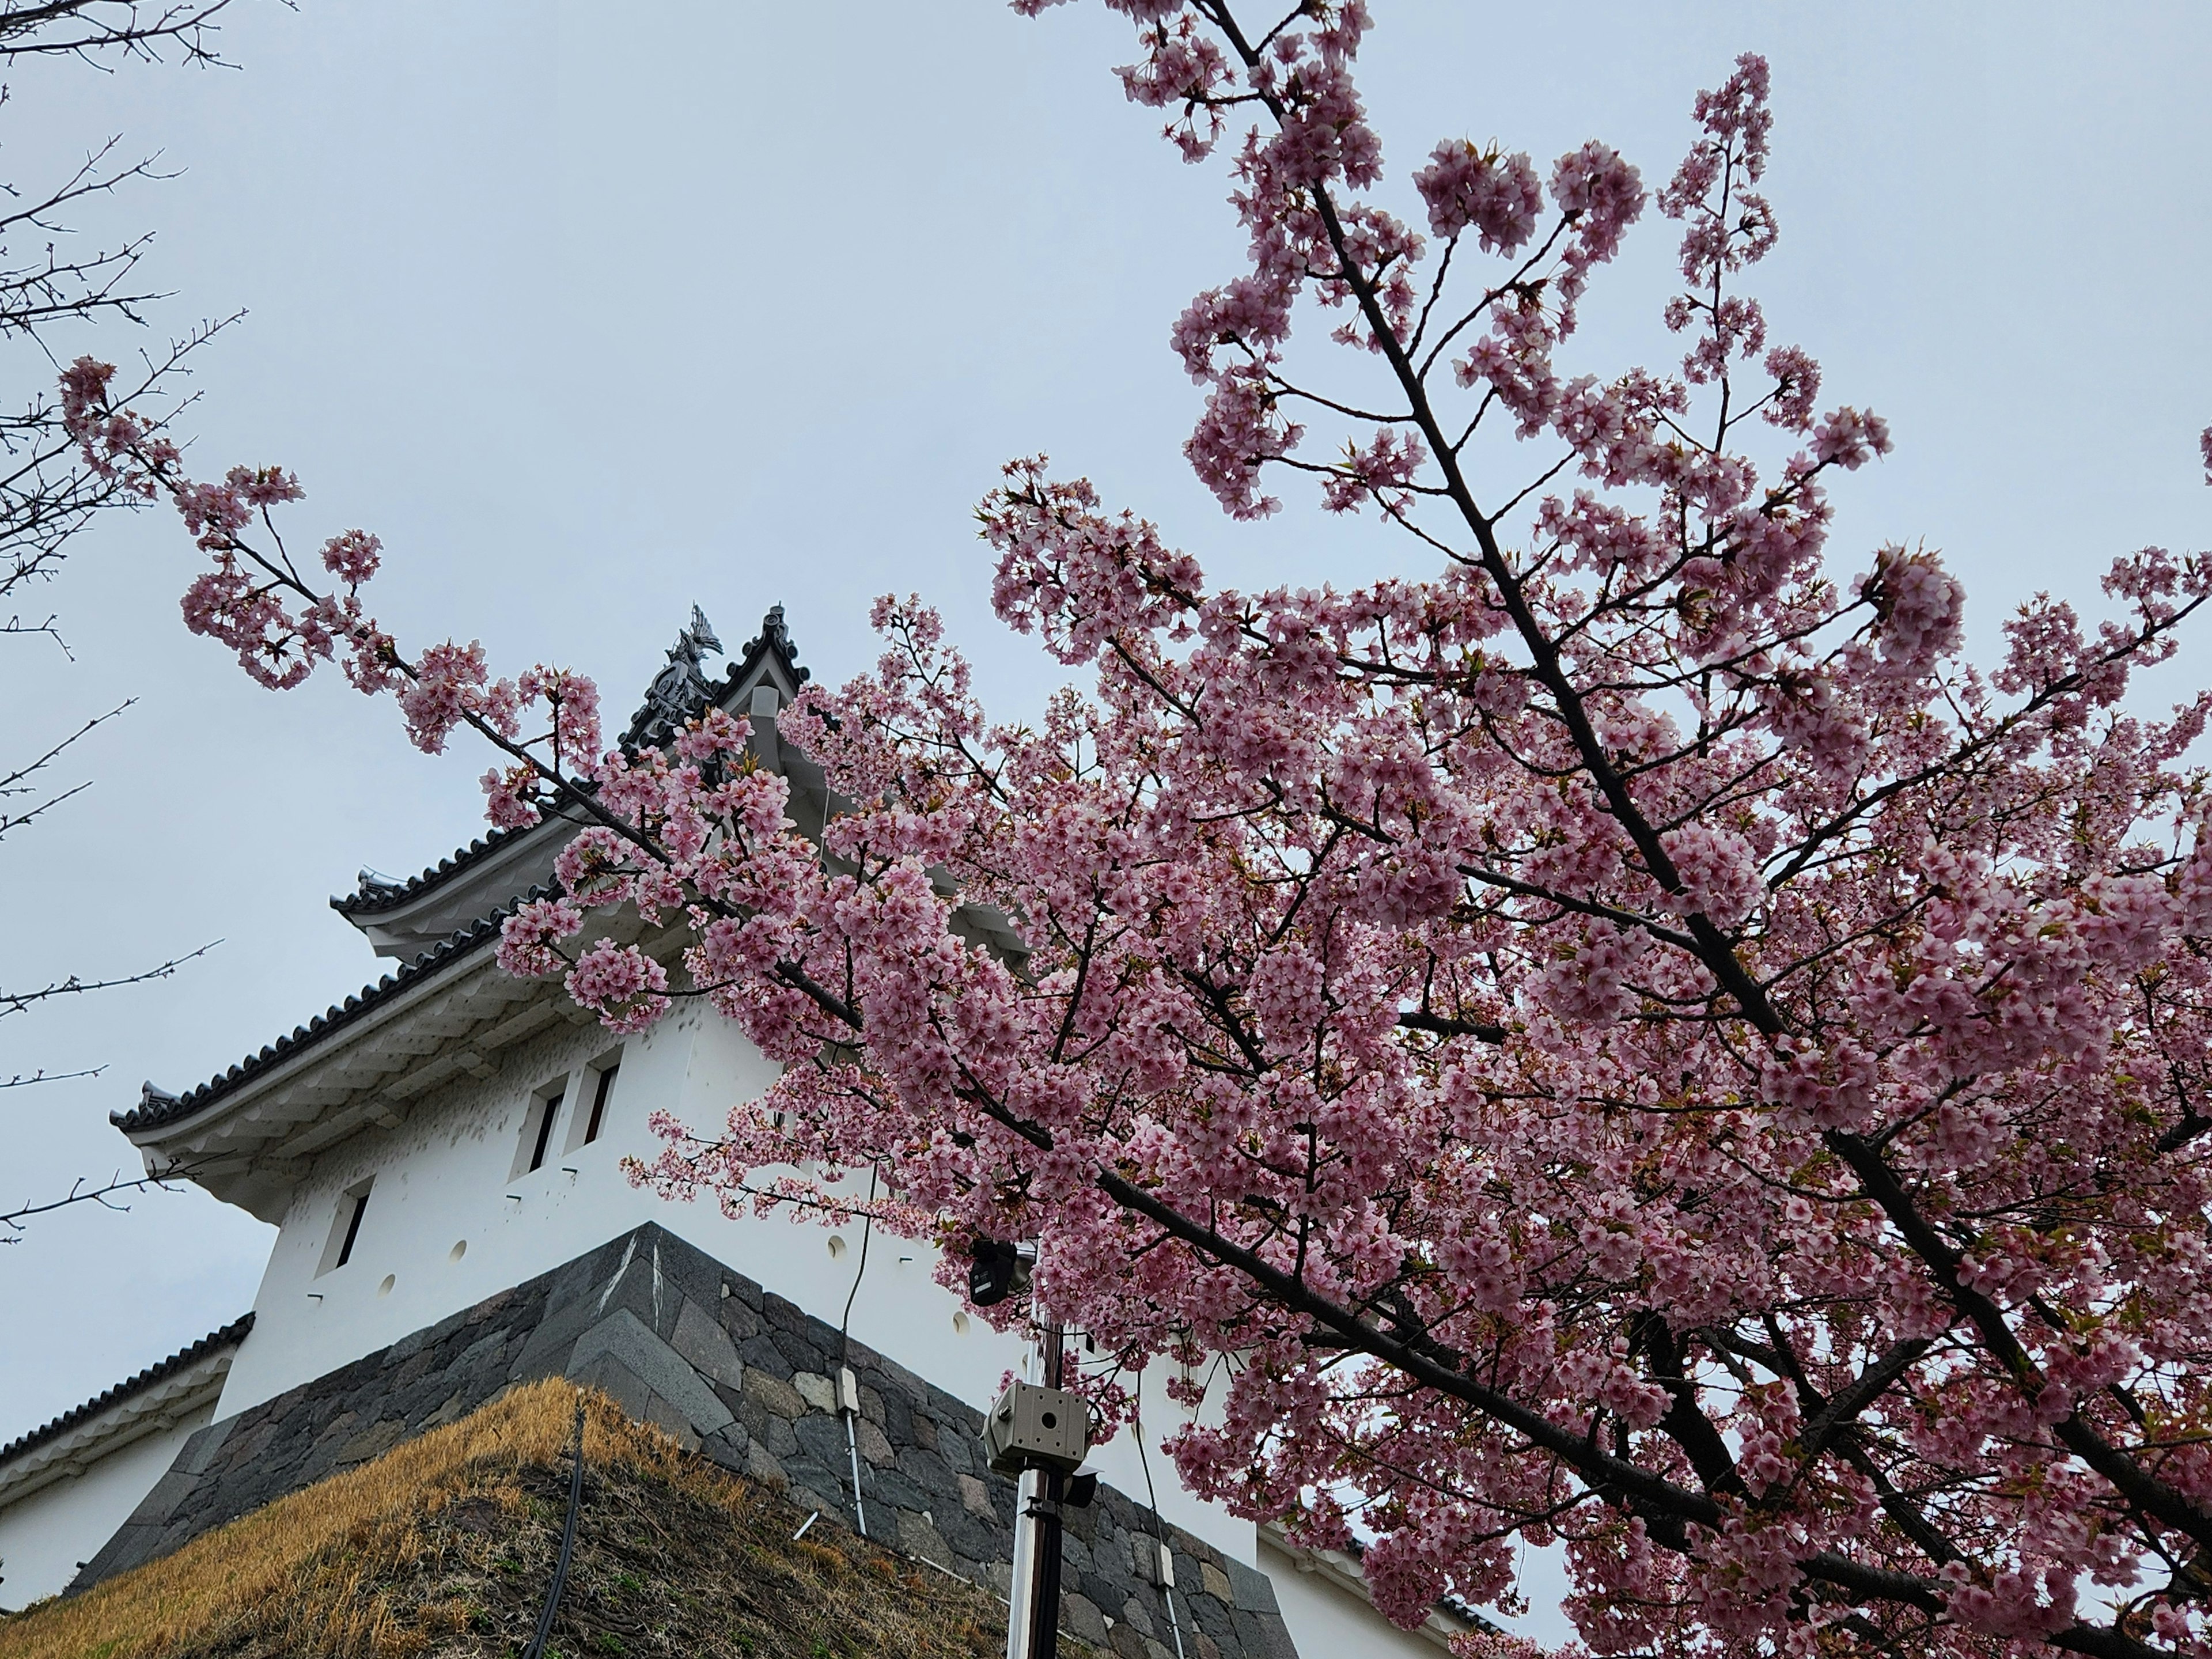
[1131,1385,1190,1659]
[521,1396,588,1659]
[835,1168,879,1538]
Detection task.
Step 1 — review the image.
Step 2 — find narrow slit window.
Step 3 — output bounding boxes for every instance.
[584,1064,618,1144]
[320,1179,373,1276]
[527,1099,558,1172]
[337,1190,368,1264]
[514,1077,568,1179]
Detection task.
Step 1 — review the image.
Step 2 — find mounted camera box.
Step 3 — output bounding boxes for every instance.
[983,1380,1088,1476]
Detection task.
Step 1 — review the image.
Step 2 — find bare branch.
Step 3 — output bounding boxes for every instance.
[1,1164,194,1242]
[0,938,219,1018]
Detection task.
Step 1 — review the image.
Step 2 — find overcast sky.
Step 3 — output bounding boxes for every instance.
[3,0,2207,1541]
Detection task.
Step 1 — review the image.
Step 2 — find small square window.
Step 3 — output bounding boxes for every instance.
[317,1179,373,1276]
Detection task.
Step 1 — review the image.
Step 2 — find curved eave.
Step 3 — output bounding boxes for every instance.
[336,609,808,948]
[119,906,683,1224]
[0,1316,253,1509]
[334,818,570,960]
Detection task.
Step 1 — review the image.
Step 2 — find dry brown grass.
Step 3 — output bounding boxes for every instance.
[0,1379,1054,1659]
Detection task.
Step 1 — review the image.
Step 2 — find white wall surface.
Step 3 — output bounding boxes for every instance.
[0,1407,212,1610]
[1260,1539,1452,1659]
[218,995,1244,1563]
[14,991,1429,1650]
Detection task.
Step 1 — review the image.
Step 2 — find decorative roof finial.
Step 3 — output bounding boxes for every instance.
[626,604,728,745]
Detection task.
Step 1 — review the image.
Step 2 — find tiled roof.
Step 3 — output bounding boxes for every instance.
[0,1314,253,1468]
[113,893,548,1134]
[623,601,809,748]
[332,605,806,921]
[330,824,531,918]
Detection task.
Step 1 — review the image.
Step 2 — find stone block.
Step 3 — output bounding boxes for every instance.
[672,1296,745,1390]
[1200,1561,1234,1605]
[700,1427,748,1472]
[792,1411,852,1472]
[958,1472,994,1518]
[935,1427,979,1476]
[858,1465,930,1516]
[1222,1555,1282,1615]
[1064,1593,1111,1648]
[1082,1571,1127,1619]
[745,1441,789,1491]
[937,1506,1005,1569]
[764,1415,800,1459]
[793,1485,845,1522]
[177,1418,233,1477]
[1121,1594,1158,1638]
[719,1294,762,1340]
[855,1415,895,1466]
[642,1389,702,1451]
[569,1350,656,1425]
[649,1225,727,1314]
[1227,1607,1269,1659]
[738,1334,795,1379]
[896,1508,956,1570]
[335,1416,410,1467]
[743,1366,805,1420]
[793,1370,836,1414]
[1062,1531,1094,1579]
[896,1444,957,1498]
[567,1308,733,1435]
[507,1277,606,1382]
[457,1328,509,1378]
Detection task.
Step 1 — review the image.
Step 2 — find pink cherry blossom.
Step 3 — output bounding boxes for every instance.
[1412,141,1540,253]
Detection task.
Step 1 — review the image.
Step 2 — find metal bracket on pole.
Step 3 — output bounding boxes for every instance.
[1005,1315,1071,1659]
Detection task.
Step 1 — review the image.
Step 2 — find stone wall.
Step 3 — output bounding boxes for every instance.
[74,1223,1298,1659]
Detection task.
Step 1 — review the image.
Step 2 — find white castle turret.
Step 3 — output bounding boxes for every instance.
[0,608,1474,1656]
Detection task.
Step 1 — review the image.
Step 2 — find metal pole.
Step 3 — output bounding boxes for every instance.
[1004,1467,1043,1659]
[1004,1315,1068,1659]
[1025,1321,1067,1659]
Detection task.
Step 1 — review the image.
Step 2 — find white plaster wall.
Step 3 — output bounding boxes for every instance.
[1260,1539,1452,1659]
[218,999,1235,1555]
[209,994,1416,1653]
[0,1407,212,1610]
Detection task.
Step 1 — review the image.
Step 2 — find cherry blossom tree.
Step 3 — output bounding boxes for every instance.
[3,1,238,1205]
[69,2,2212,1654]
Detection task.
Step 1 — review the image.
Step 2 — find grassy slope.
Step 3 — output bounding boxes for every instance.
[0,1379,1064,1659]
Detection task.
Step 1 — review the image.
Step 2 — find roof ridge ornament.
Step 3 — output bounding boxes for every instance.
[744,603,796,666]
[624,604,726,747]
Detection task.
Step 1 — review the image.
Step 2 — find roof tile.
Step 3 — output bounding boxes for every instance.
[0,1314,254,1468]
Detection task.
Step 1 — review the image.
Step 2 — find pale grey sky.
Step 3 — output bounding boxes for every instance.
[3,0,2207,1489]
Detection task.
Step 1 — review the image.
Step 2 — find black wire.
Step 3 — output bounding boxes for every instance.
[1131,1387,1190,1659]
[522,1396,589,1659]
[836,1167,879,1369]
